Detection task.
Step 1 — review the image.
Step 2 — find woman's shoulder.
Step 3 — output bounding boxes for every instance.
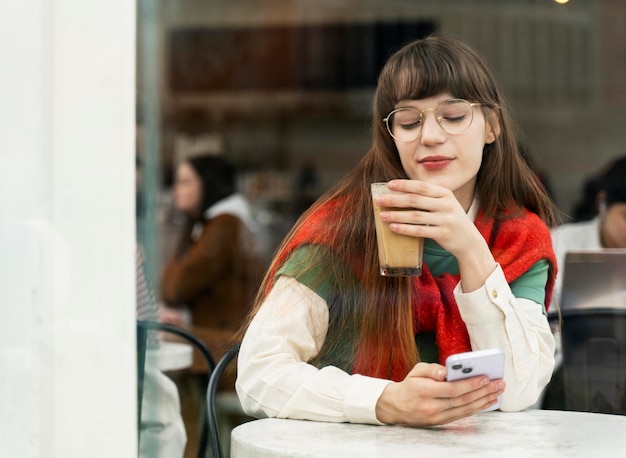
[508,209,551,234]
[193,214,255,251]
[277,244,358,301]
[206,212,243,225]
[477,207,551,242]
[506,210,554,249]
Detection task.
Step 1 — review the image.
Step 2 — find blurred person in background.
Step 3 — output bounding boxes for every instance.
[541,154,626,410]
[160,154,263,360]
[551,154,626,307]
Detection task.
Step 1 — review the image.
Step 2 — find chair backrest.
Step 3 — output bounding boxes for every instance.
[560,309,626,415]
[207,342,241,458]
[136,320,217,458]
[136,323,148,434]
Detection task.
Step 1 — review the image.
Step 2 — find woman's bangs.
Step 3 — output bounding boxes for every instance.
[391,52,457,103]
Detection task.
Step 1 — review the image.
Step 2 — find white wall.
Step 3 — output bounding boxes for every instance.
[0,1,136,457]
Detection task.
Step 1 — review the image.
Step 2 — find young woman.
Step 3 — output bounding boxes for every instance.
[160,155,263,341]
[236,34,558,427]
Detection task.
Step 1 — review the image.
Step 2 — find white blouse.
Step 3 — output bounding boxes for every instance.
[236,265,556,425]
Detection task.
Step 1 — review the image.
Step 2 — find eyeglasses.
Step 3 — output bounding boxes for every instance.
[383,99,482,142]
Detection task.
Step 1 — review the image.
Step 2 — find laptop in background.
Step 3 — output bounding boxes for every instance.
[559,250,626,314]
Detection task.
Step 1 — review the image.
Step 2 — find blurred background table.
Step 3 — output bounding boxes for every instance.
[231,409,626,457]
[151,341,193,372]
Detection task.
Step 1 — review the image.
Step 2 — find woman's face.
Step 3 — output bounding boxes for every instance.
[173,161,202,216]
[602,202,626,249]
[392,93,497,210]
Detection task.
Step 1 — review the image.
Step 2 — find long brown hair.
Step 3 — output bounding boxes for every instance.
[240,34,557,375]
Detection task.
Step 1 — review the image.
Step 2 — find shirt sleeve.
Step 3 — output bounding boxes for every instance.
[454,264,556,411]
[235,276,392,425]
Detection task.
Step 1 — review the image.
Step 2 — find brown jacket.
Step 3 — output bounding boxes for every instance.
[161,213,264,337]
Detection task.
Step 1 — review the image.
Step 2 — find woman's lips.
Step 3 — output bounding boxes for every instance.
[419,156,453,171]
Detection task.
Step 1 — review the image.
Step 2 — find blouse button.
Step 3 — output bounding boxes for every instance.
[491,290,498,299]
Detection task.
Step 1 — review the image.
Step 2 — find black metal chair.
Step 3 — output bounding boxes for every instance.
[207,342,241,458]
[136,323,148,434]
[137,320,217,458]
[560,309,626,414]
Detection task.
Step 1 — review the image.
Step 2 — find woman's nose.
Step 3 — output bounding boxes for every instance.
[419,112,446,144]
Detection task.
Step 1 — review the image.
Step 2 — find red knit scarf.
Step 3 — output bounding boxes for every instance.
[268,198,556,382]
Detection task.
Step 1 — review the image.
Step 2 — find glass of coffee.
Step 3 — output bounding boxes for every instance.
[371,182,423,276]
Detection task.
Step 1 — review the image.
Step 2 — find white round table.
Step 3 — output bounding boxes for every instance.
[231,409,626,457]
[147,341,193,372]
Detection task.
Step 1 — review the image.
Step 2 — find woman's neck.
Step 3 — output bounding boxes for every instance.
[454,185,476,213]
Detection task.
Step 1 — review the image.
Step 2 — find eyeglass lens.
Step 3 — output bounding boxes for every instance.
[386,99,475,141]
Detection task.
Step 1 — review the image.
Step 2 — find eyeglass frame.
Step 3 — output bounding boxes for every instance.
[382,98,488,142]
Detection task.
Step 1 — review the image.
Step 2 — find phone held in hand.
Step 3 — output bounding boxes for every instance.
[445,348,504,412]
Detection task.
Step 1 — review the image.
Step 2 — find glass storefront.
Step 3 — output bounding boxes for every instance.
[136,1,626,456]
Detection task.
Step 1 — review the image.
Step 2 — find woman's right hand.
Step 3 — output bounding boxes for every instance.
[379,179,499,293]
[374,362,505,426]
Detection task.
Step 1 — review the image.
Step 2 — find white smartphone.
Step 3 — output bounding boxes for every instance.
[445,348,504,411]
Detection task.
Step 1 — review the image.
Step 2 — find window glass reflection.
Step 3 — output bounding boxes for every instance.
[137,1,626,455]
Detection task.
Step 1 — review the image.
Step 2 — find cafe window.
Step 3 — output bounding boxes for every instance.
[137,1,626,456]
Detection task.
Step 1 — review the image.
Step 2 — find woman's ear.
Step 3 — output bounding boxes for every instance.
[485,113,500,145]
